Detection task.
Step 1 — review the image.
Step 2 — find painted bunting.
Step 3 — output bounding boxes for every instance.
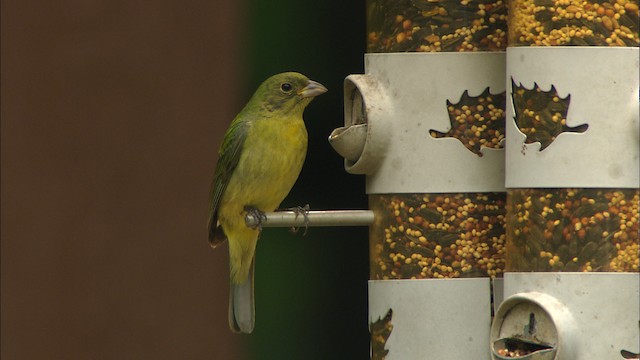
[208,72,327,333]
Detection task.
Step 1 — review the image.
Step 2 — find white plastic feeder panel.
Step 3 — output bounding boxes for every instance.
[505,47,640,189]
[491,272,640,360]
[331,52,507,194]
[370,278,491,359]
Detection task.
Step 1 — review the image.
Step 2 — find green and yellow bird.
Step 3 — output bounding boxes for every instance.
[208,72,327,333]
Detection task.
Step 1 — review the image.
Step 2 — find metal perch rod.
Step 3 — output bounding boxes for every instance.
[245,210,374,228]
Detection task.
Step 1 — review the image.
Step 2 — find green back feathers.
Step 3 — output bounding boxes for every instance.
[208,117,248,246]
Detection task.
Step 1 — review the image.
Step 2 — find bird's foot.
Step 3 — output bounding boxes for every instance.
[289,204,310,236]
[244,206,267,231]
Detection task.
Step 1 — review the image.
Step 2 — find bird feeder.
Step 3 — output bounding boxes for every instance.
[330,0,509,357]
[490,0,640,358]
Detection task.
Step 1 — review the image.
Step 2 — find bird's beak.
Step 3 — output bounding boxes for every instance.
[299,80,328,98]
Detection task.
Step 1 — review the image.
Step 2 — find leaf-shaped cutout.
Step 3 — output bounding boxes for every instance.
[370,308,393,360]
[430,87,506,157]
[511,79,588,151]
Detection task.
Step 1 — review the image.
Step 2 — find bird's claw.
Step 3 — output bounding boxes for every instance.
[289,204,310,235]
[244,206,267,231]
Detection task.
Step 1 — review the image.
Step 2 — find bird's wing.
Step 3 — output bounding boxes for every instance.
[208,118,249,247]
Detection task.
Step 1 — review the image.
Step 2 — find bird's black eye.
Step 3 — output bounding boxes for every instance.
[280,82,293,92]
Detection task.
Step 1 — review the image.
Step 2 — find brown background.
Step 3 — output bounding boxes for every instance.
[2,0,244,358]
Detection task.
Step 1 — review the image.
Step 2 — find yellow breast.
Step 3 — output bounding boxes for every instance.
[221,115,308,216]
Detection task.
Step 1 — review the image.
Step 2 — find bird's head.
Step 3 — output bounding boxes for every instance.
[255,72,327,115]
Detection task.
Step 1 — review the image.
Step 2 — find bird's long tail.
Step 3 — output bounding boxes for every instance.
[229,259,255,333]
